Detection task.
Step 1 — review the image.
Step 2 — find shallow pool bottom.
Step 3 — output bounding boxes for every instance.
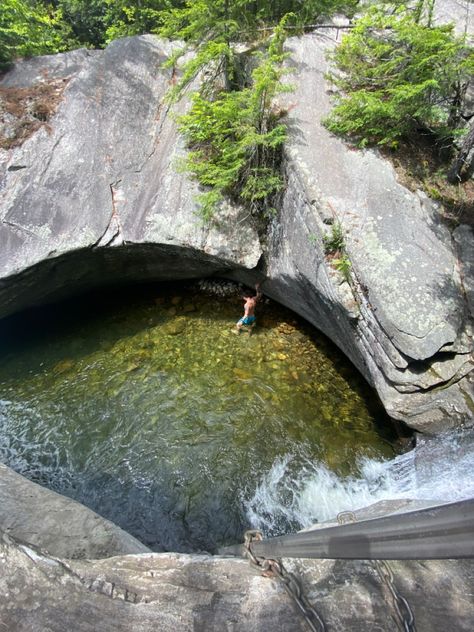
[0,280,399,552]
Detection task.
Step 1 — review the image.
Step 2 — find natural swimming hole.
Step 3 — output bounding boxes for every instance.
[0,280,401,553]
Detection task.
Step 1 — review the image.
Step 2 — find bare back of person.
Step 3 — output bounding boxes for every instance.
[235,283,262,334]
[243,296,257,317]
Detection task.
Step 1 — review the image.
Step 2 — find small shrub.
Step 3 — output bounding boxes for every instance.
[322,222,352,282]
[176,17,291,221]
[323,222,345,255]
[333,254,351,283]
[324,5,474,150]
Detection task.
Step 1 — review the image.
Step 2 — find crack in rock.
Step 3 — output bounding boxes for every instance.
[94,181,124,248]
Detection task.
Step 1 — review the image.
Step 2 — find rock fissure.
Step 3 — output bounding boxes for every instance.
[94,181,124,248]
[124,98,171,178]
[3,218,39,239]
[349,270,410,370]
[37,132,66,182]
[15,534,143,605]
[395,361,474,396]
[451,227,473,317]
[391,318,456,345]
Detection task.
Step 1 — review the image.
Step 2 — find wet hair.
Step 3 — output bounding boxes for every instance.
[242,287,256,298]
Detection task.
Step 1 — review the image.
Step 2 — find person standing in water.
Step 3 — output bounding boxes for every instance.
[235,283,262,334]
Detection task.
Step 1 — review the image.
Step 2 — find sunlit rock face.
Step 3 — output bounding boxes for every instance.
[0,37,262,317]
[263,32,473,432]
[0,34,472,431]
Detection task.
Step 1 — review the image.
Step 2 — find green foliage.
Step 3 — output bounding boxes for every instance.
[1,1,361,66]
[0,0,74,67]
[159,0,358,45]
[56,0,107,48]
[324,5,474,148]
[333,254,351,282]
[268,0,359,25]
[159,0,246,45]
[323,221,351,281]
[159,0,360,99]
[164,2,358,222]
[104,0,175,43]
[165,40,234,103]
[323,221,345,254]
[159,0,255,100]
[0,0,362,223]
[177,18,291,220]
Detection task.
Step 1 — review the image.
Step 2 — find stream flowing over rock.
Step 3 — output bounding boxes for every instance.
[1,30,472,431]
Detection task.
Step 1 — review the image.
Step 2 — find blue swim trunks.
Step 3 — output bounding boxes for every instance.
[238,315,256,326]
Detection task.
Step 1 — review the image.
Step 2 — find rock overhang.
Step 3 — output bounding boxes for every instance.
[0,33,473,431]
[0,36,262,318]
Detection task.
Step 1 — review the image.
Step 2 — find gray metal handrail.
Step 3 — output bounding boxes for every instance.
[220,498,474,560]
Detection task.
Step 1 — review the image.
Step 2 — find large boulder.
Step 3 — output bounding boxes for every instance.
[0,34,472,431]
[0,462,149,559]
[1,510,473,632]
[0,37,262,317]
[262,31,473,431]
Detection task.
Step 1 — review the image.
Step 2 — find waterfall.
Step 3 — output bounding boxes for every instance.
[245,428,474,535]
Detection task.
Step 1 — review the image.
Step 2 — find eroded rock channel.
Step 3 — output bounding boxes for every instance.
[0,280,402,553]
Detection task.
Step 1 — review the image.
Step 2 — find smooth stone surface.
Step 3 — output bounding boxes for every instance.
[0,36,262,317]
[1,514,473,631]
[0,463,150,559]
[434,0,474,35]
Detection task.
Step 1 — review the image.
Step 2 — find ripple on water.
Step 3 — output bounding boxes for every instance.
[0,281,399,552]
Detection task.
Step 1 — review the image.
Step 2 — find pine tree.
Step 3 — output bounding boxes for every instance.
[177,17,291,221]
[324,5,474,149]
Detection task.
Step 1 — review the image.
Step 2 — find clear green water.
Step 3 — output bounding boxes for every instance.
[0,281,398,552]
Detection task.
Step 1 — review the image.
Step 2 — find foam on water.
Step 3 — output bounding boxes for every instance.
[245,428,474,535]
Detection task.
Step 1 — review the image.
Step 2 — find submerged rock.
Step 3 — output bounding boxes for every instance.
[164,317,186,335]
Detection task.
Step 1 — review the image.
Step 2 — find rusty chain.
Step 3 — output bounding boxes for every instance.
[243,530,326,632]
[336,512,416,632]
[244,514,417,632]
[372,559,416,632]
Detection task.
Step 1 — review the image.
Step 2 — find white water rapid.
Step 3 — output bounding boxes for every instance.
[245,428,474,536]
